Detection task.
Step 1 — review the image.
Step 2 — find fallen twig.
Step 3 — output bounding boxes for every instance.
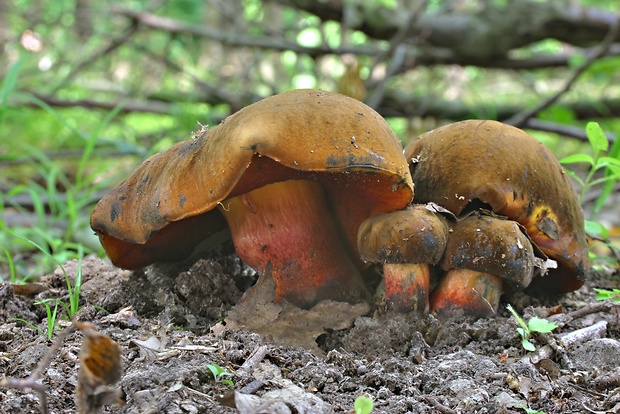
[0,324,78,414]
[422,395,457,413]
[525,320,608,364]
[239,345,270,376]
[594,367,620,390]
[538,332,575,370]
[568,301,617,321]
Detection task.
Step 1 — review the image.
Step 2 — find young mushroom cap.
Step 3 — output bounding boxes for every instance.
[91,89,413,308]
[440,213,536,290]
[405,119,589,293]
[357,204,450,312]
[432,213,536,317]
[357,204,450,265]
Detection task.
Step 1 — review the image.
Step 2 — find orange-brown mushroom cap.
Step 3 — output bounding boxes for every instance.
[357,204,450,312]
[357,204,450,266]
[91,89,413,272]
[439,213,536,290]
[431,213,536,317]
[404,120,589,292]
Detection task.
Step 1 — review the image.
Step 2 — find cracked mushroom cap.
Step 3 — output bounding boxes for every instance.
[357,204,451,312]
[440,213,536,290]
[91,89,413,269]
[404,120,589,292]
[431,213,536,316]
[357,204,450,265]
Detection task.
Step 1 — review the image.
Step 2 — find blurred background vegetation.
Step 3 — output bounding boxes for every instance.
[1,0,619,281]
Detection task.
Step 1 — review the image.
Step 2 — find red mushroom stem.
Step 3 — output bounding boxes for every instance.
[430,269,502,317]
[218,179,369,309]
[383,263,430,313]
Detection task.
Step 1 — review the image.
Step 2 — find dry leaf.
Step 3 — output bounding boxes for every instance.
[233,385,334,414]
[75,322,124,414]
[225,266,369,355]
[99,306,141,328]
[129,336,165,361]
[11,282,47,297]
[224,360,333,414]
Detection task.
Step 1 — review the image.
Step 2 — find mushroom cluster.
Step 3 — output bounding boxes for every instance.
[358,206,538,316]
[92,92,588,317]
[90,89,413,309]
[358,120,589,316]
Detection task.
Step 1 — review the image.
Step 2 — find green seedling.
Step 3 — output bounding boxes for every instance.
[37,299,60,339]
[9,232,84,316]
[560,122,620,269]
[12,298,60,340]
[560,121,620,208]
[506,304,557,352]
[206,363,234,386]
[594,288,620,302]
[354,395,374,414]
[62,248,83,319]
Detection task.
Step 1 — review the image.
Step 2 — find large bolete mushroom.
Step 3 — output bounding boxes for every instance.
[91,89,413,309]
[405,119,589,293]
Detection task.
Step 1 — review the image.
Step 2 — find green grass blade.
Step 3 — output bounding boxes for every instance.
[3,248,17,283]
[0,57,25,112]
[66,245,84,318]
[8,230,67,278]
[76,101,127,190]
[13,92,87,140]
[11,317,46,337]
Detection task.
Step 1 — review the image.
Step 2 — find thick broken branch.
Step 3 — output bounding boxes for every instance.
[275,0,620,62]
[113,4,620,70]
[507,16,620,127]
[114,7,380,58]
[377,94,620,125]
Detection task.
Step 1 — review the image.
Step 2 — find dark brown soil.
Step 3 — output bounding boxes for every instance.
[1,251,619,414]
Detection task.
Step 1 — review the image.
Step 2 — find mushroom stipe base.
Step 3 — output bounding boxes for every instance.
[218,179,370,309]
[383,263,430,313]
[430,269,502,317]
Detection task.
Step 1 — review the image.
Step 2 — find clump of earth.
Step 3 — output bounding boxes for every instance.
[0,247,618,413]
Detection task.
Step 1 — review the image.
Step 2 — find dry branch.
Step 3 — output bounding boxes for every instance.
[277,0,620,60]
[507,16,620,127]
[114,7,381,58]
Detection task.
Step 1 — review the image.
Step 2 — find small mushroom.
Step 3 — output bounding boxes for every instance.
[357,204,450,312]
[431,213,535,317]
[405,120,589,293]
[91,89,413,309]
